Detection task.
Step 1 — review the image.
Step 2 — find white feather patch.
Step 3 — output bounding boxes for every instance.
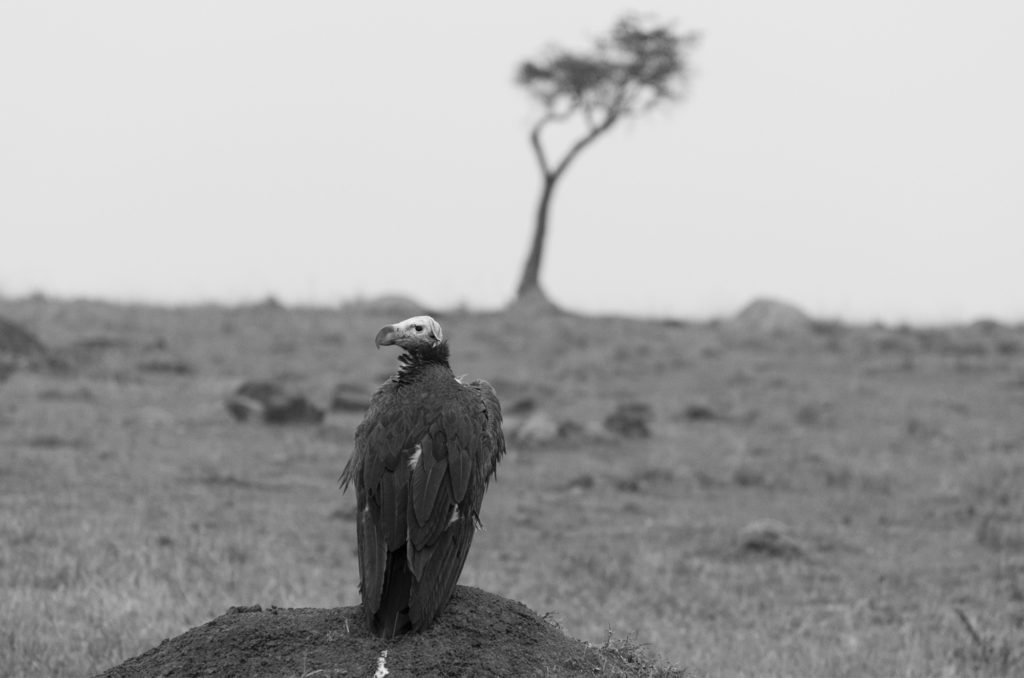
[374,649,389,678]
[448,505,461,526]
[408,444,422,470]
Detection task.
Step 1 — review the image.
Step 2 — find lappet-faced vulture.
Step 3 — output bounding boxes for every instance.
[340,316,505,637]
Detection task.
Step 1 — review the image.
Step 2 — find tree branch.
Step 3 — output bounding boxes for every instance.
[530,108,576,178]
[551,109,619,179]
[529,120,552,177]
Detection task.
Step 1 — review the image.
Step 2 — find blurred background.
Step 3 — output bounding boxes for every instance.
[3,3,1024,677]
[2,1,1022,323]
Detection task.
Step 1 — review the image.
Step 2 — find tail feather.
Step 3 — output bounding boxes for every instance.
[370,545,413,638]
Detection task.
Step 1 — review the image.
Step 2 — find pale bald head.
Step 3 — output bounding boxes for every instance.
[374,315,444,350]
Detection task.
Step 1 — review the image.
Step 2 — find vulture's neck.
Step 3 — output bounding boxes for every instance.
[395,342,451,384]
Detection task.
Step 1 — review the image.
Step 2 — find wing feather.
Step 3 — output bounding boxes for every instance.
[412,456,449,526]
[408,517,476,632]
[469,379,505,482]
[357,495,386,614]
[447,441,471,503]
[379,458,410,550]
[408,476,455,551]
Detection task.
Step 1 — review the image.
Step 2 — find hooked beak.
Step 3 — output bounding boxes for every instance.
[374,325,398,349]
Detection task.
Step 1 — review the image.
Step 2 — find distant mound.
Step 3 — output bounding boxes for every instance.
[95,586,677,678]
[0,314,48,360]
[505,288,566,317]
[725,298,813,337]
[1,314,50,381]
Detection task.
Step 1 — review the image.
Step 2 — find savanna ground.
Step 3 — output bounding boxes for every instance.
[2,296,1023,677]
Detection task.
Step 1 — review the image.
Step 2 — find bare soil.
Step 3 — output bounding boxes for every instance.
[96,586,671,677]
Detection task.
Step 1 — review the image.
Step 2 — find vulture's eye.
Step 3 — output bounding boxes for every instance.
[414,324,424,332]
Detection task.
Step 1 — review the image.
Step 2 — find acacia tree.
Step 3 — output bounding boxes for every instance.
[514,15,699,303]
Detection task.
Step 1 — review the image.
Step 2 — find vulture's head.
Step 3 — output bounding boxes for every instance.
[375,315,444,352]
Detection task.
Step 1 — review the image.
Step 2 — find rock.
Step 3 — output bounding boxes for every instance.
[557,418,582,438]
[93,586,677,678]
[738,519,804,558]
[725,298,814,338]
[604,402,653,438]
[675,402,722,422]
[614,467,675,493]
[556,419,615,444]
[505,396,537,415]
[731,462,770,488]
[512,411,561,447]
[562,474,596,492]
[226,381,324,425]
[580,420,615,442]
[329,382,372,412]
[507,412,602,447]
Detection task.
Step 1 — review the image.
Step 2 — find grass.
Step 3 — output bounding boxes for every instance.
[1,297,1023,677]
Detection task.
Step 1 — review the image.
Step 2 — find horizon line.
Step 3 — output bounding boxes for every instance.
[1,290,1021,329]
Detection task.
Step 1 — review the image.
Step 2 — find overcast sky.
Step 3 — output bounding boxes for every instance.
[1,2,1021,323]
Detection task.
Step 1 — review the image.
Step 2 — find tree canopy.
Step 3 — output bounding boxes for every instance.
[517,16,696,125]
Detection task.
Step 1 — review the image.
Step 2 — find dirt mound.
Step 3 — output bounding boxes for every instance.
[96,586,674,678]
[725,298,813,338]
[505,288,565,317]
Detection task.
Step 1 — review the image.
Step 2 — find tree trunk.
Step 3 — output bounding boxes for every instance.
[516,174,556,299]
[514,108,616,305]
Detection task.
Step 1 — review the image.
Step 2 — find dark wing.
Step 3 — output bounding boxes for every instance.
[341,380,422,625]
[406,380,505,630]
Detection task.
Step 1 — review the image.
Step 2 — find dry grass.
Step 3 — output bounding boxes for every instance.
[1,297,1023,677]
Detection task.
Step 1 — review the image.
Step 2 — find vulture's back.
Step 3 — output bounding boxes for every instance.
[341,361,504,637]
